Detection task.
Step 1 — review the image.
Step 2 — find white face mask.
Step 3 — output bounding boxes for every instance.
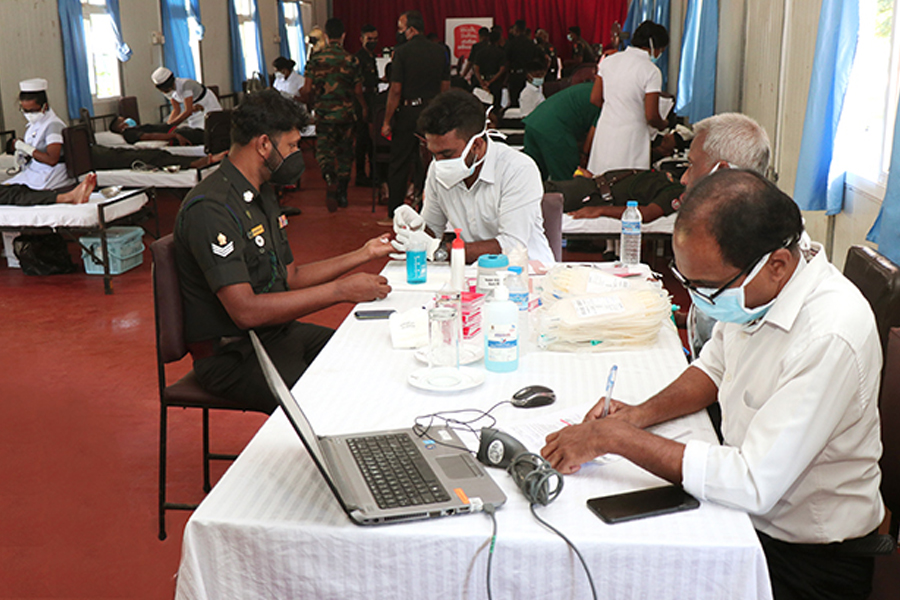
[24,110,45,125]
[275,72,286,80]
[163,91,175,100]
[433,129,487,189]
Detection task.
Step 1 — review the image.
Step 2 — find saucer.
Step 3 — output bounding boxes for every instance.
[407,367,485,392]
[414,343,483,366]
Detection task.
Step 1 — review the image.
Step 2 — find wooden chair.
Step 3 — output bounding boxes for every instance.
[843,245,900,353]
[204,109,232,155]
[150,234,267,540]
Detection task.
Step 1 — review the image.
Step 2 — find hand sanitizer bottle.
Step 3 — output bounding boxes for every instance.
[450,228,466,291]
[484,273,518,372]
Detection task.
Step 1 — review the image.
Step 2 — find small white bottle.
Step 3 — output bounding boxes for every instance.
[506,266,529,312]
[484,273,519,373]
[450,228,466,292]
[620,200,642,265]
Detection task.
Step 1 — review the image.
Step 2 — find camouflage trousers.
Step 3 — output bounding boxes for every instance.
[315,121,355,181]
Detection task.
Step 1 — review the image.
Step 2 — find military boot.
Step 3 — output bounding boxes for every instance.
[337,178,350,208]
[324,173,338,213]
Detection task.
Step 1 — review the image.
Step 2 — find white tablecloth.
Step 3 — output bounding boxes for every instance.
[174,271,772,600]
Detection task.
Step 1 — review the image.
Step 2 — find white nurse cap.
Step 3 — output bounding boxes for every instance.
[19,78,48,92]
[151,67,173,85]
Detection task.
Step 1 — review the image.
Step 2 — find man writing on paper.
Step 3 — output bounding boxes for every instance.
[174,90,393,413]
[390,89,554,266]
[542,169,884,600]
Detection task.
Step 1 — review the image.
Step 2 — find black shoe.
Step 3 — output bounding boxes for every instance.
[324,174,338,213]
[337,179,349,208]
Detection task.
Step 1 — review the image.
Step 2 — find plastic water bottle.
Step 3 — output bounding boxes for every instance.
[506,266,529,312]
[620,200,642,265]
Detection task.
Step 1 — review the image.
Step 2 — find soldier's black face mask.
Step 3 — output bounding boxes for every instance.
[396,29,407,45]
[266,145,305,186]
[365,41,378,52]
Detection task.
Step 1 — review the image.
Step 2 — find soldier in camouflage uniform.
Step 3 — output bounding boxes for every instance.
[303,17,367,211]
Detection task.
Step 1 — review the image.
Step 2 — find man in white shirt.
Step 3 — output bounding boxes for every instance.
[517,58,547,117]
[542,169,884,600]
[390,89,554,266]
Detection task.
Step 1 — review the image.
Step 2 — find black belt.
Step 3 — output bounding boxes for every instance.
[195,85,208,103]
[593,169,643,204]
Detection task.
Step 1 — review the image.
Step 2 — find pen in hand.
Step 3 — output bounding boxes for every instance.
[600,365,618,419]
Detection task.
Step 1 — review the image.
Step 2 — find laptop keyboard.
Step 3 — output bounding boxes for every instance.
[347,433,451,509]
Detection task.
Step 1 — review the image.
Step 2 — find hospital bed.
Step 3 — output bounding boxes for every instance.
[81,107,207,158]
[0,187,156,294]
[63,123,219,190]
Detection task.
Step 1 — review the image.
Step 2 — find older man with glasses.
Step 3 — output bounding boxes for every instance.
[542,169,885,600]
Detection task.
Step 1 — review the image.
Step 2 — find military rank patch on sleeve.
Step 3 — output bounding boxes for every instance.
[212,232,234,257]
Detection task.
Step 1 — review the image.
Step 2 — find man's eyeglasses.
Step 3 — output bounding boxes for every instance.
[669,254,764,304]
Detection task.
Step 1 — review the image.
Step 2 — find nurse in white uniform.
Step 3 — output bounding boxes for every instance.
[5,78,74,191]
[586,21,670,175]
[151,67,222,131]
[272,56,305,100]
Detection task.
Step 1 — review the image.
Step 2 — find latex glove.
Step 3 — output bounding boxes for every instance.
[393,205,425,234]
[14,140,36,157]
[390,228,440,261]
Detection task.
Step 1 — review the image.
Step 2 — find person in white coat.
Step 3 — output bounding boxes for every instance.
[586,21,670,175]
[151,67,222,130]
[4,78,74,191]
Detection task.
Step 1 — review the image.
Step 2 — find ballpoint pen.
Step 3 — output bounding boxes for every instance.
[600,365,618,419]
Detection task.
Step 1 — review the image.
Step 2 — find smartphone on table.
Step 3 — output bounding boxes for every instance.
[586,485,700,524]
[354,309,396,320]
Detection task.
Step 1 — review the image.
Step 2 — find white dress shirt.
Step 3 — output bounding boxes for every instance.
[587,46,661,175]
[683,245,885,543]
[274,71,305,98]
[421,138,555,266]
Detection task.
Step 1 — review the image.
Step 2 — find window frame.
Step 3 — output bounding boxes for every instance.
[234,0,262,81]
[80,0,123,101]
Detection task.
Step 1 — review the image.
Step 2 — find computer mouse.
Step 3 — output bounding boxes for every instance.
[511,385,556,408]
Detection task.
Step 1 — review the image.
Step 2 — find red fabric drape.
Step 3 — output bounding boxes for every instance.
[332,0,629,59]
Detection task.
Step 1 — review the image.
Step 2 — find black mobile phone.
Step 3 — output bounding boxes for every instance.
[586,485,700,524]
[354,309,396,320]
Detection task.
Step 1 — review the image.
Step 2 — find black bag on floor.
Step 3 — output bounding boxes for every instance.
[13,233,76,276]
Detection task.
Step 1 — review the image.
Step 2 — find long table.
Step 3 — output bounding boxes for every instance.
[174,266,772,600]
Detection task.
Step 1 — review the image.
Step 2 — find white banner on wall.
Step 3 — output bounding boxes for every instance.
[445,17,494,60]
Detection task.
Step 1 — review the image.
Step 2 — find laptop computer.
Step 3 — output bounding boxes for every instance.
[250,331,507,525]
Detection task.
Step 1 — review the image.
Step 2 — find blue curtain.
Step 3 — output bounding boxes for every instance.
[793,0,859,215]
[866,97,900,262]
[58,0,94,119]
[676,0,717,123]
[160,0,195,79]
[623,0,671,86]
[106,0,132,61]
[277,3,291,59]
[277,2,307,73]
[251,0,269,82]
[227,0,247,92]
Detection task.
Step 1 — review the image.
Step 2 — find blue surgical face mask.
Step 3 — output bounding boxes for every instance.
[649,39,661,65]
[530,77,544,87]
[123,118,137,128]
[688,252,775,324]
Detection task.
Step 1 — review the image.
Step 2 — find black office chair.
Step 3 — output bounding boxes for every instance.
[150,234,267,540]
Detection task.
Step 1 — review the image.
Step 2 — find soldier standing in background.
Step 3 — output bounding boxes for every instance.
[303,17,367,211]
[380,10,449,223]
[354,24,380,188]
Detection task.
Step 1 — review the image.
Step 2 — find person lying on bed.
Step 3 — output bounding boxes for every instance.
[0,173,96,206]
[90,143,227,172]
[555,113,770,223]
[108,117,204,146]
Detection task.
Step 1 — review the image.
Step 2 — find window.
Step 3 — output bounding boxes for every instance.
[836,0,896,186]
[282,1,307,71]
[81,0,121,99]
[186,0,203,83]
[235,0,262,80]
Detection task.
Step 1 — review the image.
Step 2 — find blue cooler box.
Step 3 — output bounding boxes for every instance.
[80,226,145,275]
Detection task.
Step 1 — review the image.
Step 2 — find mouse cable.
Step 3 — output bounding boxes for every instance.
[412,401,512,454]
[483,503,498,600]
[529,503,598,600]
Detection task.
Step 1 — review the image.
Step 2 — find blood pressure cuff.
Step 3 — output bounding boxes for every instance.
[545,170,685,215]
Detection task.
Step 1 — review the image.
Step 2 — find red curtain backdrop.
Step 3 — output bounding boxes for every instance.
[332,0,629,59]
